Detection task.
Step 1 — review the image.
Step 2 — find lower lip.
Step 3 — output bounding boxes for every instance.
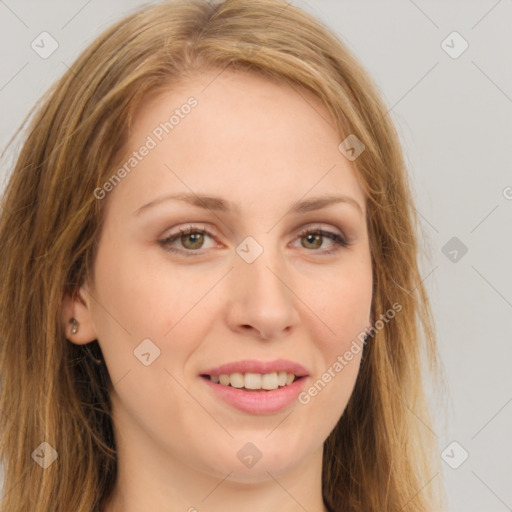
[201,376,309,414]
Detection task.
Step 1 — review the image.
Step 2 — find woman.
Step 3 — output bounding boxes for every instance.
[0,1,446,510]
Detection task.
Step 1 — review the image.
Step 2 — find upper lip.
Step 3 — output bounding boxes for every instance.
[201,359,309,377]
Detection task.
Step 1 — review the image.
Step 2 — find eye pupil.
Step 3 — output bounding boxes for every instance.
[302,233,322,249]
[182,232,204,249]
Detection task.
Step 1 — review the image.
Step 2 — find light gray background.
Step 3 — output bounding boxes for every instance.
[1,1,511,511]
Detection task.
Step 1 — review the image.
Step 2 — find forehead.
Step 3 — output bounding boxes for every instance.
[107,69,366,217]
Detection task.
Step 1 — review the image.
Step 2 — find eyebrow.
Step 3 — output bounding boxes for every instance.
[134,192,363,216]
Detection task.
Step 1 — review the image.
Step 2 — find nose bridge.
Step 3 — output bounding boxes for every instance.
[235,236,288,301]
[228,234,299,336]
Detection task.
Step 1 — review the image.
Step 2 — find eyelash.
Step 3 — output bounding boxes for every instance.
[159,225,351,257]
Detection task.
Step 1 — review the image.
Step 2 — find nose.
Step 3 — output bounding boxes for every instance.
[225,243,300,341]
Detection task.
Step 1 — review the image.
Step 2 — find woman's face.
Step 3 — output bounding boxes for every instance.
[71,69,373,483]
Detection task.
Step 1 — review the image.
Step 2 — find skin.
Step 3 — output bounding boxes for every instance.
[62,69,373,512]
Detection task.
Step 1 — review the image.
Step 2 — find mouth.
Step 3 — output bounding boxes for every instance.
[200,372,306,391]
[199,360,310,414]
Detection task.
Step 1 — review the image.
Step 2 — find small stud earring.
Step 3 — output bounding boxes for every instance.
[70,318,79,335]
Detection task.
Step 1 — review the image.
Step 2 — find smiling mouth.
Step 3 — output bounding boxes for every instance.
[200,372,305,391]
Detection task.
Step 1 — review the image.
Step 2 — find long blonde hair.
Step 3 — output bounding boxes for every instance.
[0,1,446,510]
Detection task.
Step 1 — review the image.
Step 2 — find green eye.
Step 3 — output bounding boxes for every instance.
[160,227,213,255]
[179,231,205,250]
[296,229,350,254]
[160,226,350,257]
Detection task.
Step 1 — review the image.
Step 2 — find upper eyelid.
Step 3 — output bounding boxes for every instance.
[162,223,344,239]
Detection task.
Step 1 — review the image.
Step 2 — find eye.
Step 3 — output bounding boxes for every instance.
[159,225,217,256]
[158,224,351,257]
[293,227,350,255]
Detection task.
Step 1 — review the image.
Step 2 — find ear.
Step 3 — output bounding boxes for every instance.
[61,282,98,345]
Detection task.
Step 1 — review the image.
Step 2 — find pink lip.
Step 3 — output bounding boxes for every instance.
[201,375,309,414]
[199,359,310,415]
[200,359,309,377]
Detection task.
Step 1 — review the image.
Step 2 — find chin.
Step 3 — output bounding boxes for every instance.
[205,438,313,483]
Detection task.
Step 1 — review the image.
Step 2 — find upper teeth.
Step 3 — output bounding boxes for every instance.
[209,372,296,390]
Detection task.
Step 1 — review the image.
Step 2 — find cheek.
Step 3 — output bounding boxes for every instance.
[297,281,367,427]
[92,249,210,447]
[309,263,372,346]
[92,241,199,341]
[298,260,371,408]
[91,243,218,395]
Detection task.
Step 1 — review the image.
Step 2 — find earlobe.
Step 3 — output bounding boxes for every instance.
[61,284,98,345]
